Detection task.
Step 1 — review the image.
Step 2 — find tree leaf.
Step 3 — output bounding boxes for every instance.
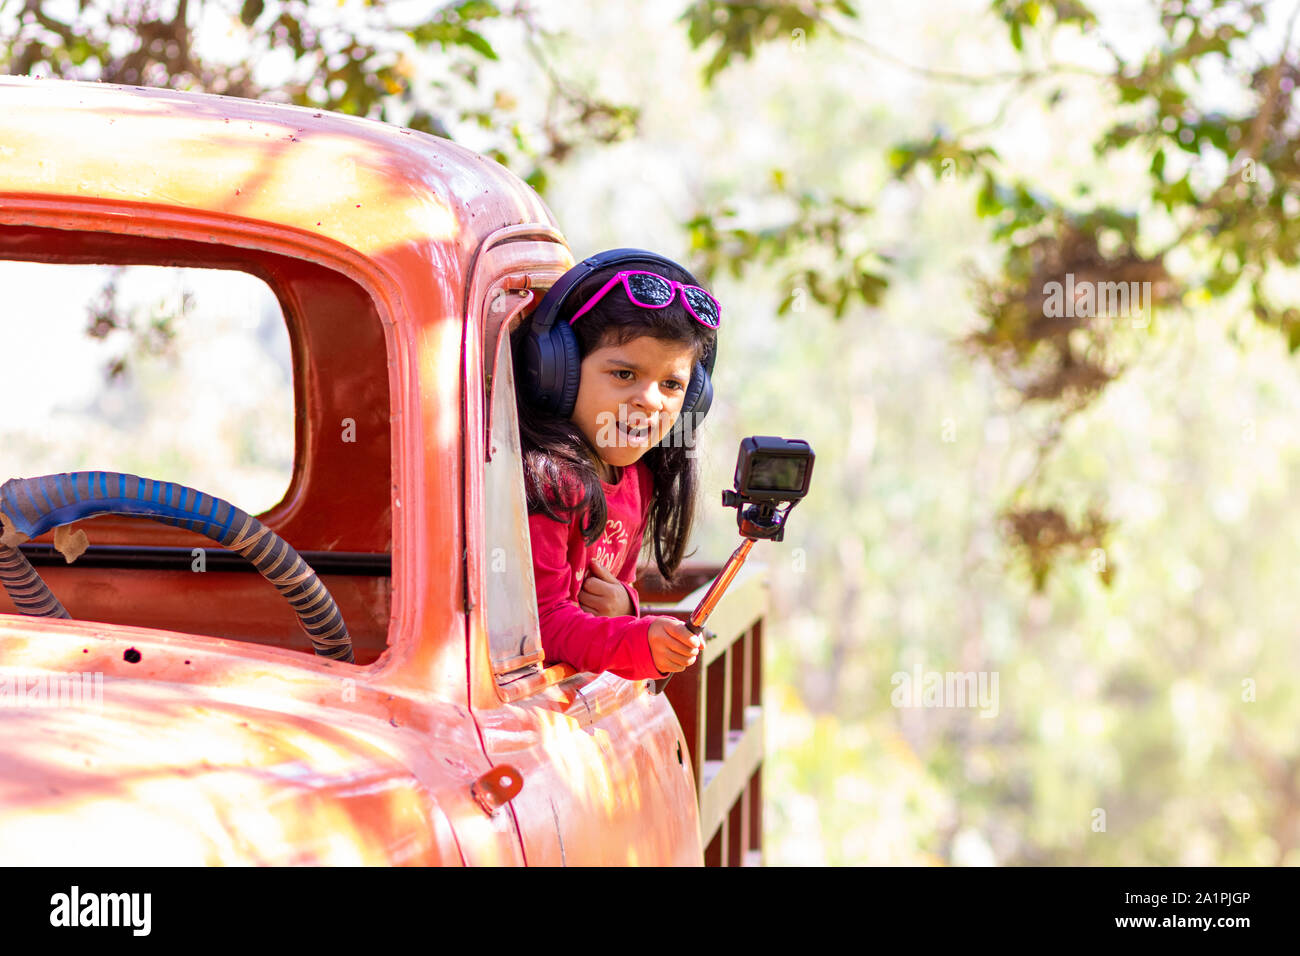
[240,0,265,28]
[460,29,498,60]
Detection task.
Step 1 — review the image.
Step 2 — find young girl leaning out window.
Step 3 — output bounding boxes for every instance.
[512,254,720,681]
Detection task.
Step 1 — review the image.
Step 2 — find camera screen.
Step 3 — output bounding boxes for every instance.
[748,454,808,492]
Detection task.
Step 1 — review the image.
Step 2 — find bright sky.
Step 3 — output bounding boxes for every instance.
[0,261,293,512]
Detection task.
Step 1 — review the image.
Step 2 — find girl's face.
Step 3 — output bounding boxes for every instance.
[570,333,698,480]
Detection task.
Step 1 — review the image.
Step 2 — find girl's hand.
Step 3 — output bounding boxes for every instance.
[578,558,634,617]
[648,618,703,675]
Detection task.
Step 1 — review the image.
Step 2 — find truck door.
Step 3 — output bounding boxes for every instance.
[461,232,703,865]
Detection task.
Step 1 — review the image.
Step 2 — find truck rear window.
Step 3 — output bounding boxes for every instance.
[0,260,293,514]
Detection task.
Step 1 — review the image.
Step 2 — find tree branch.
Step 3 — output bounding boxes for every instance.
[843,31,1110,86]
[1153,2,1300,260]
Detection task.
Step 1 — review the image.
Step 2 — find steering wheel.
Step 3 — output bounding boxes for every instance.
[0,471,353,663]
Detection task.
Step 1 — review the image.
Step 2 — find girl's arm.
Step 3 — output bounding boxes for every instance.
[613,552,641,617]
[527,512,665,680]
[622,581,641,617]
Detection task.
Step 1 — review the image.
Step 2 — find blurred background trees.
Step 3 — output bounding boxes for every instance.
[6,0,1300,864]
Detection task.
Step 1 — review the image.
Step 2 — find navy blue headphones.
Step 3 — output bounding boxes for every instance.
[516,248,716,449]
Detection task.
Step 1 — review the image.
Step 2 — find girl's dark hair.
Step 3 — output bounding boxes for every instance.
[513,261,717,585]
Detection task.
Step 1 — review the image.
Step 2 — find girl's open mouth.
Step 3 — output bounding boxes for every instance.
[617,420,651,444]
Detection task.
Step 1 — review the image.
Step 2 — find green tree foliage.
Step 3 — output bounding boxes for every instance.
[0,0,637,185]
[679,1,888,319]
[0,0,639,378]
[685,0,1300,588]
[680,0,857,82]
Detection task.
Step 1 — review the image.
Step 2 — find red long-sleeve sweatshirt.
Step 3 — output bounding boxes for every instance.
[527,459,666,680]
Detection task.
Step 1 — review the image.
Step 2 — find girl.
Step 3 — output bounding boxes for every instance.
[513,250,720,681]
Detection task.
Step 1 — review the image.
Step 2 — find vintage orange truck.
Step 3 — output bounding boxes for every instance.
[0,77,766,865]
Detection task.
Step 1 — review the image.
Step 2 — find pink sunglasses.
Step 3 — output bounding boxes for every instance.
[568,270,722,329]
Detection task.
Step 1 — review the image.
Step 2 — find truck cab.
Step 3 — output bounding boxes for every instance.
[0,77,764,865]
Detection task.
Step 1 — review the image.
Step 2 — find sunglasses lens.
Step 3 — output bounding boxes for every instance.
[625,272,674,306]
[683,286,721,327]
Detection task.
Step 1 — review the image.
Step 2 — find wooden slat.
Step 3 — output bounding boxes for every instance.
[738,774,751,866]
[699,565,767,667]
[663,656,705,786]
[704,828,723,866]
[643,562,768,866]
[705,646,729,762]
[727,792,745,866]
[640,561,769,666]
[731,627,749,731]
[698,705,762,844]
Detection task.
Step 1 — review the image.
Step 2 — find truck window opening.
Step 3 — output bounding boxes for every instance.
[0,226,395,665]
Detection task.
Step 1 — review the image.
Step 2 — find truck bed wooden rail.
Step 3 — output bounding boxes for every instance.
[639,561,768,867]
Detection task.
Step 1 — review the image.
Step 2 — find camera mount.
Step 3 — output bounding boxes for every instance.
[651,436,814,694]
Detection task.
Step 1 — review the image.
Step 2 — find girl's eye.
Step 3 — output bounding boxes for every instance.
[611,369,683,389]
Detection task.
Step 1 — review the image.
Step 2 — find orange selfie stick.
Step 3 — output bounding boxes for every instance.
[651,436,814,695]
